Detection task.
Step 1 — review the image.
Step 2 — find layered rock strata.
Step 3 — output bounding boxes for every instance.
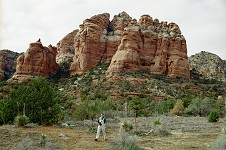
[70,13,110,74]
[12,39,58,80]
[107,14,189,77]
[65,12,190,78]
[56,29,79,64]
[0,50,20,80]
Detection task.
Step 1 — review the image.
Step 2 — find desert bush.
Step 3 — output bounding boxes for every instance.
[113,131,143,150]
[208,109,220,123]
[153,119,161,127]
[154,124,171,136]
[170,100,184,116]
[211,133,226,150]
[122,121,133,132]
[181,97,192,108]
[185,97,215,116]
[14,115,29,127]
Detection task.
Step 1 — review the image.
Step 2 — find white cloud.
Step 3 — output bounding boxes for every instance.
[1,0,226,59]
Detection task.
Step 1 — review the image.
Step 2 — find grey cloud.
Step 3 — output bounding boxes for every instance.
[1,0,226,59]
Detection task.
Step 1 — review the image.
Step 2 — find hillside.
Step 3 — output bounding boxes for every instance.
[189,51,226,82]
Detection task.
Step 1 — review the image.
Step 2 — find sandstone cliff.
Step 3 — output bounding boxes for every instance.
[56,29,79,64]
[70,13,110,74]
[0,50,20,80]
[11,39,58,80]
[189,51,226,81]
[70,12,190,78]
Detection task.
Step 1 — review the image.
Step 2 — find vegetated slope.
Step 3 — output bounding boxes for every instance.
[67,62,226,103]
[189,51,226,82]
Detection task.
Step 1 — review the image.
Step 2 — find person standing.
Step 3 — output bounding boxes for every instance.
[95,113,107,141]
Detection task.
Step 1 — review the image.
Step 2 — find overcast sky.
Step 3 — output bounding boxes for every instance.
[1,0,226,59]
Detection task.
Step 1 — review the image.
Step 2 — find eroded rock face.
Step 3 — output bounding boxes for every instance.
[12,39,58,80]
[70,12,190,78]
[0,50,20,80]
[70,13,110,74]
[107,15,190,77]
[104,12,132,62]
[189,51,226,81]
[56,29,79,64]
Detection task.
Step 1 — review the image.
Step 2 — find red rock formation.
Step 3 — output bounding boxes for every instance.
[70,13,110,74]
[103,12,132,62]
[107,26,142,74]
[69,12,190,78]
[107,15,190,78]
[56,29,79,63]
[12,39,58,80]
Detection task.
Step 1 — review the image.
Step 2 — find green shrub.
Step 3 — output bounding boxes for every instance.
[113,132,143,150]
[153,123,171,136]
[73,98,116,121]
[181,97,192,108]
[154,99,176,115]
[122,121,133,132]
[73,100,100,121]
[0,78,65,125]
[153,119,161,127]
[185,97,215,116]
[129,97,146,131]
[170,100,184,116]
[14,115,29,127]
[208,110,220,123]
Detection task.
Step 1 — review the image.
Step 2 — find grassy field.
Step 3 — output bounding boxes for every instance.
[0,116,224,150]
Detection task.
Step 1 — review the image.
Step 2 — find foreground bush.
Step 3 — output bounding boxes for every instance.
[0,78,65,125]
[113,130,143,150]
[122,121,133,132]
[14,115,29,127]
[208,110,219,123]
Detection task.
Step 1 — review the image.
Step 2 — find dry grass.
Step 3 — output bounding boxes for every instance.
[0,116,224,150]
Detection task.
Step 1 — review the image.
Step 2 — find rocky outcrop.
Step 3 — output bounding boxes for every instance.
[11,39,58,80]
[0,50,20,80]
[189,51,226,81]
[106,14,190,77]
[103,12,132,62]
[56,29,79,64]
[70,13,110,74]
[69,12,190,78]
